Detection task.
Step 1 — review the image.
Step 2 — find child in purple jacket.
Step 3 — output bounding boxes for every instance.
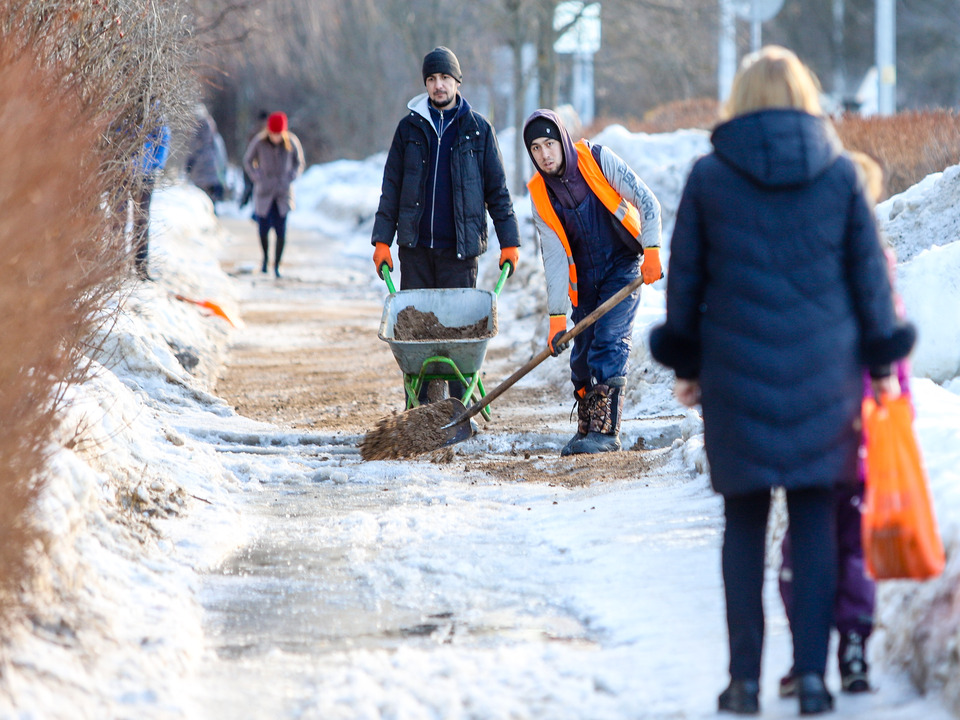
[778,152,909,696]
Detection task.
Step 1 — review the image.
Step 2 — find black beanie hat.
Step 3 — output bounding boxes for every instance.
[523,116,561,150]
[422,46,463,84]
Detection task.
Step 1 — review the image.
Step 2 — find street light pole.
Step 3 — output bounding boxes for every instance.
[876,0,896,115]
[718,0,737,102]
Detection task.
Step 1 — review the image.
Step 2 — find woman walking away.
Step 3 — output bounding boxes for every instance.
[243,111,305,278]
[649,46,915,716]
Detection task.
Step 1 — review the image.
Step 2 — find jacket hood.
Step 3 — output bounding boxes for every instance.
[408,92,470,126]
[523,108,589,208]
[523,109,578,182]
[710,109,842,188]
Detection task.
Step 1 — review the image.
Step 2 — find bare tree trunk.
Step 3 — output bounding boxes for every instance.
[536,0,558,109]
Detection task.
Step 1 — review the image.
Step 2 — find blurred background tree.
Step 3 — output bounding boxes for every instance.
[189,0,960,167]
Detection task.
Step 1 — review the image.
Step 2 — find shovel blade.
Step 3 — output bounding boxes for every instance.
[439,398,474,447]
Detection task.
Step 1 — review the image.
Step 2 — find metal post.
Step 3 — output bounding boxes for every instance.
[832,0,846,101]
[876,0,896,115]
[718,0,737,102]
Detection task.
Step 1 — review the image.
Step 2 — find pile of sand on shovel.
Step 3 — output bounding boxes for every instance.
[359,399,461,461]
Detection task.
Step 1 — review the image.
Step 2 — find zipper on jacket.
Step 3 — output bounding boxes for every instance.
[428,108,450,249]
[429,109,442,248]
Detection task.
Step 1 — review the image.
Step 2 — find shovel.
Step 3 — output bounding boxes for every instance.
[438,272,647,446]
[359,272,648,460]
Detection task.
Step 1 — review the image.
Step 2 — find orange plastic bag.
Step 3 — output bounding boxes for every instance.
[861,394,945,580]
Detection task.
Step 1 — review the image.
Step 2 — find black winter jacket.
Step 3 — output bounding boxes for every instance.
[650,109,915,497]
[371,94,520,259]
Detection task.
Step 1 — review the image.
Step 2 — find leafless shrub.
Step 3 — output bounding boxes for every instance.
[586,97,721,136]
[589,103,960,200]
[834,111,960,197]
[0,44,112,625]
[0,0,199,625]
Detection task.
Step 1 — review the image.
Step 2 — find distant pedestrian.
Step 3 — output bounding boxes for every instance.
[186,104,227,211]
[649,46,915,716]
[240,110,269,211]
[242,111,305,278]
[523,108,662,455]
[114,99,170,281]
[371,46,520,405]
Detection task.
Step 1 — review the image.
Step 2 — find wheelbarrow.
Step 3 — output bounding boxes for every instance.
[377,263,510,418]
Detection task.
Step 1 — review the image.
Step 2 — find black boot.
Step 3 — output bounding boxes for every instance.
[565,377,625,454]
[839,631,871,693]
[718,679,760,715]
[560,385,591,456]
[797,673,834,715]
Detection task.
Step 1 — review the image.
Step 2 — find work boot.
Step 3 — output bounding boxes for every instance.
[839,631,870,693]
[797,673,834,715]
[565,377,625,454]
[560,385,591,456]
[718,679,760,715]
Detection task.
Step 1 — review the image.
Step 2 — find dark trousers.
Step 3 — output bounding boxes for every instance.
[396,245,479,403]
[258,200,287,269]
[779,483,874,639]
[569,257,641,387]
[132,182,154,273]
[397,245,478,290]
[723,487,836,681]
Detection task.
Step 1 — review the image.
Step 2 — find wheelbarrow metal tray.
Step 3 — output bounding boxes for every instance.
[378,288,498,375]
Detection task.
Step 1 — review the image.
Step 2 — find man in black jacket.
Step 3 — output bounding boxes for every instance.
[372,46,520,291]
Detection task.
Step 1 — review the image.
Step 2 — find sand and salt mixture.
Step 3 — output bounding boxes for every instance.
[359,399,461,461]
[393,307,492,341]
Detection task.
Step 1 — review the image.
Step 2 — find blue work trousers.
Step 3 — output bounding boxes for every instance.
[569,255,641,388]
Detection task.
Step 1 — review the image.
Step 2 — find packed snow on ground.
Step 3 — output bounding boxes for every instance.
[2,126,960,719]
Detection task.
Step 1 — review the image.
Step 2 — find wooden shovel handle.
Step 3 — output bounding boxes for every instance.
[456,273,647,423]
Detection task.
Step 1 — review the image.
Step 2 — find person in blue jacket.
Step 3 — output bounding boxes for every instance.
[121,100,170,280]
[649,46,915,716]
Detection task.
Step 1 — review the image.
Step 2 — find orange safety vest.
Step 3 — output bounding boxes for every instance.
[527,140,643,307]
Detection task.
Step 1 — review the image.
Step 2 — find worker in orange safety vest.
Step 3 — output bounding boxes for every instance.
[524,109,662,455]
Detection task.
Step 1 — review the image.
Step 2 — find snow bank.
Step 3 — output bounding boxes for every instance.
[879,166,960,385]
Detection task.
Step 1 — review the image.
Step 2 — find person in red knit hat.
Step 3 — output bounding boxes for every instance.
[242,111,304,278]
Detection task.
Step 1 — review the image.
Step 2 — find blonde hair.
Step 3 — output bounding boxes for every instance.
[721,45,823,120]
[849,150,884,205]
[259,128,292,152]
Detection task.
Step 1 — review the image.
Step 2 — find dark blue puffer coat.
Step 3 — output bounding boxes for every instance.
[650,109,915,497]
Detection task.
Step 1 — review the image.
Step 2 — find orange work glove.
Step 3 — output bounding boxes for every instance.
[373,242,393,279]
[641,246,662,285]
[548,314,569,357]
[499,246,520,277]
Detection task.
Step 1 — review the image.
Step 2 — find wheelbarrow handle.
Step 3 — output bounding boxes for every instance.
[382,261,511,296]
[379,263,396,294]
[452,273,647,425]
[493,262,512,296]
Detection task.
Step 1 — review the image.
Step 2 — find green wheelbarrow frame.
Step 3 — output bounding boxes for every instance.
[378,262,511,415]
